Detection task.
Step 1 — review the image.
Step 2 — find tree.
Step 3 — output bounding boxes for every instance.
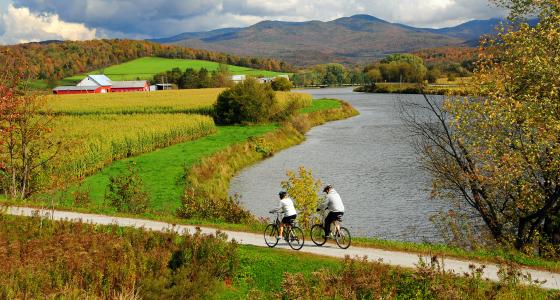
[214,77,277,125]
[0,60,62,199]
[407,1,560,255]
[270,77,292,91]
[281,166,322,229]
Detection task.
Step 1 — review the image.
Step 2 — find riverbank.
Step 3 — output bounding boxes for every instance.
[354,83,470,95]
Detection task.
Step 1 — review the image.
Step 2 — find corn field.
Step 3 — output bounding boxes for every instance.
[276,91,312,109]
[46,88,225,115]
[54,114,216,179]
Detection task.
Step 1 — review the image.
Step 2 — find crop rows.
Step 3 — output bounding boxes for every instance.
[46,89,224,115]
[54,114,216,179]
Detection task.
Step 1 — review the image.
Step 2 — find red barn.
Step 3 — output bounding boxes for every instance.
[53,86,110,95]
[111,81,149,92]
[52,75,149,95]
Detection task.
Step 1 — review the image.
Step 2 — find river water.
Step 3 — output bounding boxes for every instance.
[229,88,450,242]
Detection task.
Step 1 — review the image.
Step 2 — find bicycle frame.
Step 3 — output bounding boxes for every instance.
[316,209,342,235]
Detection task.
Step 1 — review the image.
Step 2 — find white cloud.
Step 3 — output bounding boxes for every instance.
[0,4,96,45]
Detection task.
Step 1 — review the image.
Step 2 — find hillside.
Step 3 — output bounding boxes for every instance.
[152,15,503,66]
[65,57,288,82]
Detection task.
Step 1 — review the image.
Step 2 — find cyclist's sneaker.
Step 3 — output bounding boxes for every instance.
[276,235,281,240]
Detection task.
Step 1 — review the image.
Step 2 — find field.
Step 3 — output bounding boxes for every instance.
[65,57,288,81]
[53,114,216,180]
[46,89,310,115]
[46,88,223,115]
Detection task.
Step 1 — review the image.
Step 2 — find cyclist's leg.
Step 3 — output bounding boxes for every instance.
[278,223,284,239]
[324,212,335,236]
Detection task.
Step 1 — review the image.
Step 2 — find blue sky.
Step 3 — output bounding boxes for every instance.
[0,0,505,45]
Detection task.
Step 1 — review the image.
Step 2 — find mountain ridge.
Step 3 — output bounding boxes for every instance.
[150,14,504,66]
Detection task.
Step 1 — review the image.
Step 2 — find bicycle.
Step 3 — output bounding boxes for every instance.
[310,209,351,249]
[264,212,305,250]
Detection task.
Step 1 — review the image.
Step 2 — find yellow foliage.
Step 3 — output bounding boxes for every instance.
[281,166,322,229]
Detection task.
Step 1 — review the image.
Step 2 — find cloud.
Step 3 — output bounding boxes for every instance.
[8,0,506,40]
[0,4,96,45]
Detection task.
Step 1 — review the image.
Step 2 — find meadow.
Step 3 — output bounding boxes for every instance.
[65,57,288,81]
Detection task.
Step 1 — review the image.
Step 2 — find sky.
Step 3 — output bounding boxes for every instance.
[0,0,506,45]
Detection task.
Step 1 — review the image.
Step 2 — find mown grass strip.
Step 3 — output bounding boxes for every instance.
[77,125,277,213]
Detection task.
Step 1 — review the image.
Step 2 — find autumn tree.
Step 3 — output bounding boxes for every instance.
[281,167,322,229]
[0,57,62,199]
[407,0,560,256]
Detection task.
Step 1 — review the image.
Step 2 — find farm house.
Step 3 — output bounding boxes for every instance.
[53,75,149,95]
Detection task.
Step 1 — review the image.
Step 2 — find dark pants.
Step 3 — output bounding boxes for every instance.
[325,212,344,236]
[282,214,296,225]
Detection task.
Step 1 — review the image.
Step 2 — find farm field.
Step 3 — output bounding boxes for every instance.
[46,89,310,115]
[54,114,216,180]
[65,57,289,81]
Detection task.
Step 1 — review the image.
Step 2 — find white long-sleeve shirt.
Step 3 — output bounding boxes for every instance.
[277,197,297,217]
[319,189,345,213]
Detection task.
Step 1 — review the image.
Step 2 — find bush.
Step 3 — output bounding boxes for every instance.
[270,77,293,91]
[0,215,239,299]
[214,77,277,124]
[105,162,149,213]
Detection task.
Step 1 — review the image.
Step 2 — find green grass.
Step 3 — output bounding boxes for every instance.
[70,125,277,213]
[66,57,288,81]
[213,245,341,299]
[299,98,341,113]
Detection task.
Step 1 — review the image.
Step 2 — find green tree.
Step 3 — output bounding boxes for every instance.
[270,77,293,91]
[214,77,277,124]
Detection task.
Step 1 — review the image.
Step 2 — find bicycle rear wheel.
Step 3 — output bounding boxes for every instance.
[287,226,305,250]
[264,224,279,247]
[335,227,351,249]
[310,224,327,246]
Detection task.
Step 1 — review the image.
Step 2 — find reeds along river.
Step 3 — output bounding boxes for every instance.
[229,88,451,242]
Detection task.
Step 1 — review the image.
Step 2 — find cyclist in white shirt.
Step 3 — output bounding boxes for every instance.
[318,185,345,238]
[270,191,297,240]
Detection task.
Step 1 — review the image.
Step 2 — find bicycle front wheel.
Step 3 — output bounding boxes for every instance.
[287,226,305,250]
[264,224,279,247]
[335,227,351,249]
[310,224,327,246]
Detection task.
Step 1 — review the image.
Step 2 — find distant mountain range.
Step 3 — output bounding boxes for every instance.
[150,15,506,66]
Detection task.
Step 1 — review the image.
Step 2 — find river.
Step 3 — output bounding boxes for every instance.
[229,88,450,242]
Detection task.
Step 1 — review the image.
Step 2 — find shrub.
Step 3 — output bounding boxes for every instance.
[105,162,150,213]
[214,77,277,124]
[0,215,239,299]
[270,77,293,91]
[281,166,322,229]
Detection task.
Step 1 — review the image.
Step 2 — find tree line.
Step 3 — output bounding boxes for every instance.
[152,65,233,89]
[0,39,295,81]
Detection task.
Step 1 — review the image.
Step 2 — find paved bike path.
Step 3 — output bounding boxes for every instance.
[5,206,560,290]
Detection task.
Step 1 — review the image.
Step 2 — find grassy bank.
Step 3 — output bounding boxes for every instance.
[178,99,358,221]
[354,83,470,95]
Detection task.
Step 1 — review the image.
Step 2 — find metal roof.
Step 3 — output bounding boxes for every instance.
[112,81,147,88]
[53,86,99,91]
[87,75,113,86]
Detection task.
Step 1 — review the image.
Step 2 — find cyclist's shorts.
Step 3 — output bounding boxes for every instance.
[282,214,297,225]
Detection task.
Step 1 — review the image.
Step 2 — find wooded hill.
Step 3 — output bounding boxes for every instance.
[0,39,295,80]
[152,15,504,66]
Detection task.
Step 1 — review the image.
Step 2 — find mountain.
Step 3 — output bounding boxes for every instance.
[151,15,504,66]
